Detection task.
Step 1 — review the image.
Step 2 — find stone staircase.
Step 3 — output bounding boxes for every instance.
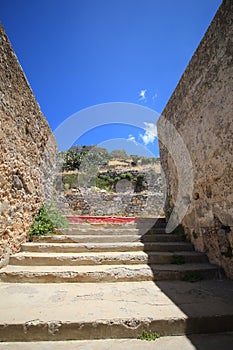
[0,218,219,283]
[0,218,233,345]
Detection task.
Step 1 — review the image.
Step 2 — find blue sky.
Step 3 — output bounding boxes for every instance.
[0,0,221,156]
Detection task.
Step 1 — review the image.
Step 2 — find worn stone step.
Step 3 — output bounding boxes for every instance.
[32,235,143,243]
[57,228,141,235]
[136,221,167,231]
[57,224,166,235]
[9,251,208,266]
[141,234,183,242]
[145,227,168,234]
[1,334,233,350]
[137,217,166,225]
[21,242,194,253]
[57,227,167,235]
[31,234,182,244]
[0,263,220,283]
[0,280,232,341]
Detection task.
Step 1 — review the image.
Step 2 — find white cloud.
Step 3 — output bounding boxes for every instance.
[127,134,137,144]
[139,89,147,102]
[140,122,157,145]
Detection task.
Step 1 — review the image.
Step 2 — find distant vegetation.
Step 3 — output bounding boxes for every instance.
[60,145,159,172]
[60,145,110,172]
[56,145,160,193]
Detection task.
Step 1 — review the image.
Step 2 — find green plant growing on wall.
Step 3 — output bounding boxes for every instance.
[96,175,114,191]
[137,330,160,341]
[29,204,69,237]
[64,183,70,190]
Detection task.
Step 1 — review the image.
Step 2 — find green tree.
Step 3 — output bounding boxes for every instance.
[109,149,129,159]
[62,149,84,171]
[61,146,110,172]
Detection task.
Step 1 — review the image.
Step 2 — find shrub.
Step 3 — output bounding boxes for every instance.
[96,176,113,191]
[114,176,121,183]
[29,204,69,237]
[62,173,79,189]
[120,173,133,181]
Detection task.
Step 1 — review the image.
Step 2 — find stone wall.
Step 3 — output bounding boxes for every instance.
[64,168,165,217]
[0,24,57,266]
[66,190,165,218]
[158,0,233,277]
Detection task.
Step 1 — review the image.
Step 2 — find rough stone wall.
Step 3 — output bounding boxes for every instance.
[66,190,164,217]
[158,0,233,278]
[65,168,165,217]
[0,24,57,266]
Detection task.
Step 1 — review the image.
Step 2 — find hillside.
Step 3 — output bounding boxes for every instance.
[55,147,165,217]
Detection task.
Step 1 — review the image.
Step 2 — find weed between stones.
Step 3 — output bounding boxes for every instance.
[137,330,160,341]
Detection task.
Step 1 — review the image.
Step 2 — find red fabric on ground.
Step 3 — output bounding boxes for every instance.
[67,216,137,224]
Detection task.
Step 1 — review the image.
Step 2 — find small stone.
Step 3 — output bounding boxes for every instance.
[12,175,23,190]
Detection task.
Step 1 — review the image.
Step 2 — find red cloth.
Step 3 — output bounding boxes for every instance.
[67,216,137,224]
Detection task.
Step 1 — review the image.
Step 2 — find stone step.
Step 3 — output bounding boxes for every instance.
[57,228,141,236]
[31,234,182,243]
[0,211,229,345]
[0,263,219,283]
[9,251,208,266]
[57,227,167,235]
[0,280,232,341]
[142,234,183,242]
[33,234,143,243]
[21,242,194,253]
[136,222,167,230]
[146,227,168,234]
[137,217,166,225]
[1,334,233,350]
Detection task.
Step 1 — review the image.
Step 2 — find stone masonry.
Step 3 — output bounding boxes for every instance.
[158,0,233,278]
[65,168,165,217]
[0,24,57,267]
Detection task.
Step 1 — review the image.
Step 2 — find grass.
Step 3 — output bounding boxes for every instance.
[137,330,160,341]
